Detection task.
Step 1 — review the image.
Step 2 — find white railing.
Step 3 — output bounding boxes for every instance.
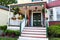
[21,18,26,32]
[20,18,27,36]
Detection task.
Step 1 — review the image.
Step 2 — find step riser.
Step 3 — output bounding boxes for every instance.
[23,30,46,32]
[21,34,46,37]
[24,29,46,30]
[22,32,46,34]
[20,36,46,38]
[23,31,46,32]
[22,33,46,35]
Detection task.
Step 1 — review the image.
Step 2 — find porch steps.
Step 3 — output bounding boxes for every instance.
[18,27,48,40]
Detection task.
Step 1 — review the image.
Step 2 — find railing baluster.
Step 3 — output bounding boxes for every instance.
[20,21,21,36]
[46,20,48,37]
[20,19,27,36]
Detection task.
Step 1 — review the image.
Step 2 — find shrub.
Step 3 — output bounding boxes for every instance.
[0,25,7,30]
[48,25,60,37]
[5,30,20,37]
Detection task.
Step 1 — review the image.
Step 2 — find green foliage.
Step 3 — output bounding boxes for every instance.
[48,25,60,37]
[42,7,45,13]
[0,37,17,40]
[12,7,20,15]
[0,25,7,30]
[5,30,20,36]
[49,38,60,40]
[0,0,17,7]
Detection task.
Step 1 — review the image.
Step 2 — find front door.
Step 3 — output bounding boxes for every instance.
[33,13,41,26]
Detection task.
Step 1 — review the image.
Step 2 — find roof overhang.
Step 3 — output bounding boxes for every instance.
[47,1,60,8]
[8,2,46,8]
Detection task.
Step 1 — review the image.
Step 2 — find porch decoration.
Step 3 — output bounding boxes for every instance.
[18,14,23,20]
[42,7,45,13]
[12,7,20,20]
[11,17,16,20]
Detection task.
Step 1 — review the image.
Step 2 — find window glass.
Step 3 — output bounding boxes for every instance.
[56,7,60,21]
[48,0,55,2]
[49,9,53,21]
[32,0,43,2]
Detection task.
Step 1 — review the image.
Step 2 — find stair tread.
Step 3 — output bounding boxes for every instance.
[25,27,46,29]
[23,30,46,32]
[18,37,48,40]
[22,33,46,35]
[21,34,46,37]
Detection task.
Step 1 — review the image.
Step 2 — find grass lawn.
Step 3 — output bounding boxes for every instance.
[0,37,17,40]
[49,38,60,40]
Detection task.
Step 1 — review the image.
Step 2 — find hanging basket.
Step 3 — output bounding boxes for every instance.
[18,16,23,20]
[11,17,16,20]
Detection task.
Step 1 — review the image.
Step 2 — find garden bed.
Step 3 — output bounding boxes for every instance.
[0,37,17,40]
[48,25,60,37]
[49,38,60,40]
[0,25,20,38]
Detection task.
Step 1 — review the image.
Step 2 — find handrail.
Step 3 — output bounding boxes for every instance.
[20,18,27,36]
[20,21,21,36]
[46,20,48,37]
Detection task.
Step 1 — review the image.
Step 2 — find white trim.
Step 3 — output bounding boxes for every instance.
[31,11,33,26]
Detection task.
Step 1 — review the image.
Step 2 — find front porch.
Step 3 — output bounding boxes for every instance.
[7,2,48,40]
[8,2,47,27]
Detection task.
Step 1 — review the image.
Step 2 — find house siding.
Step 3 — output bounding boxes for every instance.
[0,9,13,26]
[49,21,60,26]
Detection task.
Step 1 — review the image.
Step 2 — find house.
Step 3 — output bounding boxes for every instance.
[17,0,60,26]
[0,5,13,26]
[7,0,60,40]
[47,0,60,26]
[8,0,49,27]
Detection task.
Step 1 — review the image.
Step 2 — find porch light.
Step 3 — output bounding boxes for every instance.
[42,5,44,7]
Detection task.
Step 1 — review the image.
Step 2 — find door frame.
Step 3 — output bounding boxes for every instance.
[31,11,43,27]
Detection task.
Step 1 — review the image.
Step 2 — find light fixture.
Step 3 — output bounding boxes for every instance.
[42,5,44,7]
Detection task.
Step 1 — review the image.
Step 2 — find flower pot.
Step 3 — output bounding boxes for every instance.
[18,16,23,20]
[18,17,20,20]
[11,17,16,20]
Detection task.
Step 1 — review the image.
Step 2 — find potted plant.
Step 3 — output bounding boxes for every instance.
[12,7,20,20]
[18,15,23,20]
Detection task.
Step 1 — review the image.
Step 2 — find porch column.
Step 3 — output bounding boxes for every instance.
[44,3,46,27]
[8,5,11,25]
[25,6,27,26]
[28,11,30,26]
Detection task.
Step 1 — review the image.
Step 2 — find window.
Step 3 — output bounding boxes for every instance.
[56,7,60,21]
[49,9,53,21]
[32,0,43,2]
[48,0,55,2]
